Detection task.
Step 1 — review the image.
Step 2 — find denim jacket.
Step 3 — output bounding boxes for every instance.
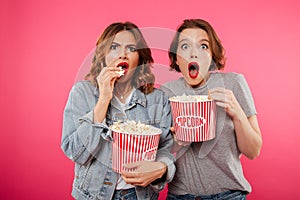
[61,80,175,200]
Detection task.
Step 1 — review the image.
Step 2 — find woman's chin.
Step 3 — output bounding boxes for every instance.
[184,77,204,87]
[115,74,132,84]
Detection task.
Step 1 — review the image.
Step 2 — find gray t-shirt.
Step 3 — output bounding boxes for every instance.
[160,72,257,195]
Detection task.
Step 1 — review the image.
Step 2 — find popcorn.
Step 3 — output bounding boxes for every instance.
[116,66,125,76]
[110,120,161,135]
[169,94,212,102]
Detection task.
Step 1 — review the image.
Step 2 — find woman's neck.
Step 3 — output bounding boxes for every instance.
[188,73,210,88]
[114,81,133,101]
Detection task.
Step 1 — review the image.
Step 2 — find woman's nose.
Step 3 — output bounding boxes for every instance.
[119,48,128,59]
[190,47,198,58]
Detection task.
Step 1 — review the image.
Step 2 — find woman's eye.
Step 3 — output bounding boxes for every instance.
[180,43,189,50]
[110,44,118,50]
[200,44,209,50]
[128,46,136,52]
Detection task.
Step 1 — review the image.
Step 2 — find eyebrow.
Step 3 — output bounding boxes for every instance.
[178,38,209,43]
[178,38,190,43]
[111,41,137,46]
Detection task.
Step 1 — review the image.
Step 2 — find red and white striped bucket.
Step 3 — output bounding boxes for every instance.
[111,129,161,173]
[170,95,216,142]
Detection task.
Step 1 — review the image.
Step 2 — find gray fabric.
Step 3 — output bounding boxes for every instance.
[160,72,256,195]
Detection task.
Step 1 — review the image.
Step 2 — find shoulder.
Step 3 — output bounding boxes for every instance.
[211,71,244,81]
[149,88,168,98]
[160,78,185,97]
[161,78,184,89]
[70,80,96,97]
[211,72,247,87]
[143,88,170,103]
[73,80,94,90]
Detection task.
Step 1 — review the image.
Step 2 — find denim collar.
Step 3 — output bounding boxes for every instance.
[130,89,147,107]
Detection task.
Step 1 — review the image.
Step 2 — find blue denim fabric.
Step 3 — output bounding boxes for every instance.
[113,188,137,200]
[61,81,175,200]
[167,190,247,200]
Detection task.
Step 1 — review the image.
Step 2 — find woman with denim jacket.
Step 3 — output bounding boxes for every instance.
[61,22,175,200]
[160,19,262,200]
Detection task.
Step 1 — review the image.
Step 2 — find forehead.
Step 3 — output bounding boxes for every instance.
[113,30,137,44]
[179,28,209,42]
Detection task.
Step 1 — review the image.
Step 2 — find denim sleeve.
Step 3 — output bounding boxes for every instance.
[149,91,176,192]
[61,83,110,165]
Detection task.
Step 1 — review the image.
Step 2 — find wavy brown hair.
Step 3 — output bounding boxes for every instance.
[85,22,155,94]
[169,19,226,72]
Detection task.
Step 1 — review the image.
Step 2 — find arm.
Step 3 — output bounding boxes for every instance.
[210,79,262,159]
[61,82,110,165]
[154,93,176,183]
[61,67,121,164]
[93,66,120,123]
[121,91,176,190]
[233,112,262,160]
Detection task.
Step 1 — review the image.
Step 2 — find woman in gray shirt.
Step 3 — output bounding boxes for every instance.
[61,22,175,200]
[160,19,262,200]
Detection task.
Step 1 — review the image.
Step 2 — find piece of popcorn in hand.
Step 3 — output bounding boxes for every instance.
[116,67,125,76]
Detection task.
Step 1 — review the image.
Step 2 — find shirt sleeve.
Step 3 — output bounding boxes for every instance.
[233,74,257,117]
[149,91,176,192]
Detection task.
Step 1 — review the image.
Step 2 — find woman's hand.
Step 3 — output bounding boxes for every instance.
[209,87,243,120]
[170,127,191,147]
[170,127,191,153]
[93,66,122,123]
[97,66,122,101]
[121,161,167,187]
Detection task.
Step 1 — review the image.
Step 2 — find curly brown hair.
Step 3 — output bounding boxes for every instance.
[85,22,155,94]
[169,19,226,72]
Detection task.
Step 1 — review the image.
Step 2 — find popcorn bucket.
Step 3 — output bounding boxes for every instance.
[170,95,216,142]
[111,125,162,173]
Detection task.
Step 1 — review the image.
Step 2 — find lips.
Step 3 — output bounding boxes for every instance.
[188,62,199,79]
[117,62,129,75]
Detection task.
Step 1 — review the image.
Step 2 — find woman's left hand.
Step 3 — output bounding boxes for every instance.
[209,87,243,120]
[121,161,167,187]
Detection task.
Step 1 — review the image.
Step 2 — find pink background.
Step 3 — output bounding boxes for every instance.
[1,0,300,199]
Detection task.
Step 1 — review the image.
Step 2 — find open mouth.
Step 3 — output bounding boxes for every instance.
[188,62,199,79]
[116,62,129,76]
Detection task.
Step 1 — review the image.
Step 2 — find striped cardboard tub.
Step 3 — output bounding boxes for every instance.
[170,95,216,142]
[111,127,161,173]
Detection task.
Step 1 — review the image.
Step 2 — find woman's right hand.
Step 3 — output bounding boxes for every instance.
[93,66,122,123]
[170,127,191,152]
[96,66,122,101]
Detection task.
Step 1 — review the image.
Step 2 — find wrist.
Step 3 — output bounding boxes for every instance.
[232,111,247,123]
[93,97,110,123]
[98,95,111,104]
[151,164,167,185]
